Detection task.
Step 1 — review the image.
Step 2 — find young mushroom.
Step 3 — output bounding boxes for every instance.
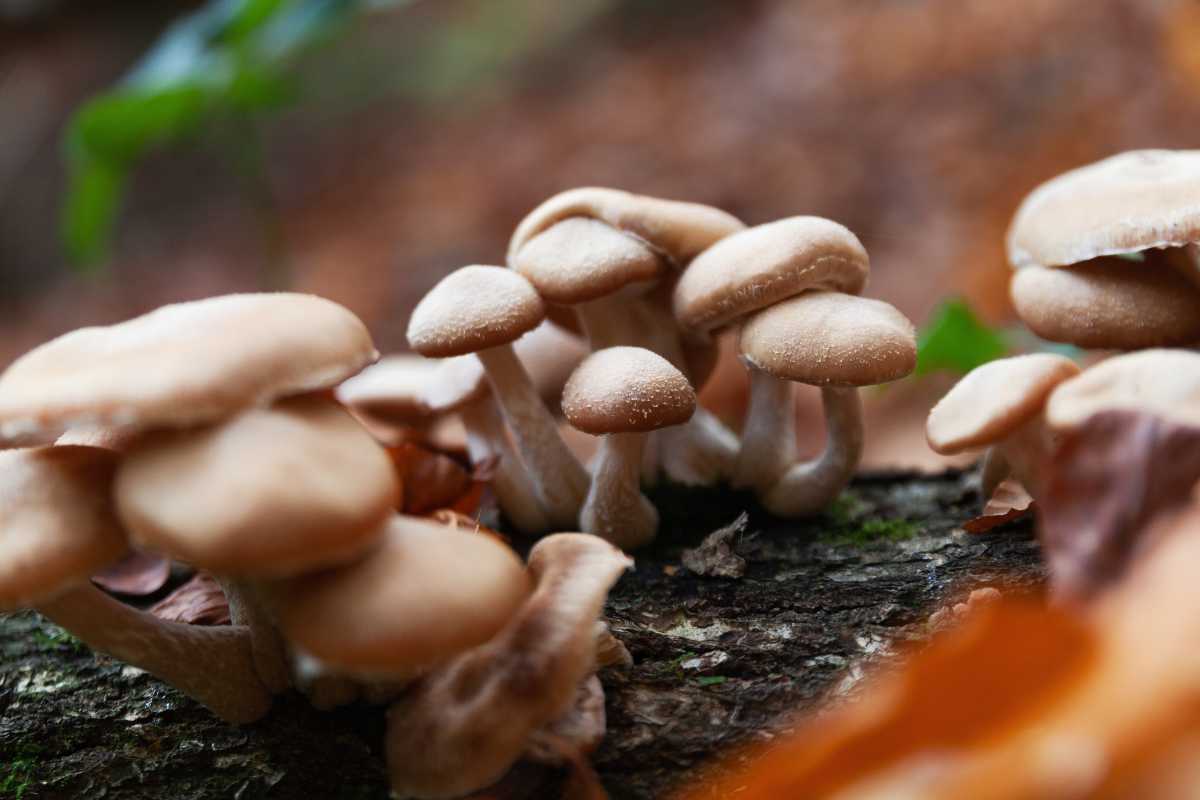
[1044,349,1200,433]
[407,266,590,528]
[926,354,1082,500]
[740,292,917,516]
[561,347,696,549]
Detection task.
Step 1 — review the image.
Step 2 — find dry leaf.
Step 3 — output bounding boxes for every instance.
[962,479,1034,533]
[389,442,475,515]
[149,572,231,625]
[92,549,173,596]
[681,512,749,578]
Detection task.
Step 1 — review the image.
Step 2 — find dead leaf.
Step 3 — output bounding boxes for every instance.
[149,572,231,625]
[962,479,1034,533]
[680,512,749,579]
[389,442,476,516]
[92,549,173,596]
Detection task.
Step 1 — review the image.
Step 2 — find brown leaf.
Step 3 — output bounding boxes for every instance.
[962,479,1034,533]
[92,549,173,596]
[389,442,476,516]
[1040,410,1200,601]
[680,512,749,578]
[149,572,231,625]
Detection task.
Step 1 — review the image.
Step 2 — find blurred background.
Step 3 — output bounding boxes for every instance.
[2,0,1198,467]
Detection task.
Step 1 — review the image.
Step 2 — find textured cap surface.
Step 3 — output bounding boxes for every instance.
[0,293,378,446]
[115,395,397,576]
[407,266,545,358]
[1010,258,1200,348]
[275,515,530,672]
[926,354,1081,453]
[673,217,870,332]
[508,187,744,268]
[511,217,664,304]
[1046,349,1200,431]
[335,355,447,425]
[0,445,127,609]
[1008,149,1200,269]
[562,346,695,434]
[738,292,915,386]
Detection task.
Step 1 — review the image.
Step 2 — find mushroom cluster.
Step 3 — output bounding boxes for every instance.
[374,188,918,549]
[0,293,633,798]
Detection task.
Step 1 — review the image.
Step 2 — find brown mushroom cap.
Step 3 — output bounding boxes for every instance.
[335,355,445,426]
[273,515,530,672]
[926,354,1082,454]
[508,186,744,268]
[0,293,377,446]
[1010,258,1200,349]
[511,217,665,304]
[115,395,397,577]
[562,346,696,435]
[738,292,916,386]
[673,217,870,333]
[1008,149,1200,269]
[407,266,545,358]
[1045,349,1200,432]
[0,445,128,610]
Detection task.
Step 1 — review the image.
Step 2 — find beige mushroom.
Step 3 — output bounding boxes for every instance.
[741,292,916,516]
[407,266,590,528]
[927,354,1082,499]
[562,347,696,549]
[1045,349,1200,433]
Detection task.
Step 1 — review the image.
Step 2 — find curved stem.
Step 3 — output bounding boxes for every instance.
[37,582,271,724]
[460,395,550,534]
[580,433,657,550]
[733,365,797,491]
[218,578,291,695]
[980,447,1011,501]
[760,387,863,518]
[658,409,740,486]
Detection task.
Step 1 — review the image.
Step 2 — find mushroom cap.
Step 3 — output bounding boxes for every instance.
[274,515,530,673]
[407,266,545,358]
[1010,258,1200,349]
[738,292,916,386]
[1007,149,1200,269]
[673,217,870,333]
[335,355,446,426]
[0,445,128,610]
[1045,349,1200,432]
[511,217,665,304]
[0,293,377,446]
[562,346,696,435]
[115,395,397,577]
[925,354,1082,454]
[508,186,744,268]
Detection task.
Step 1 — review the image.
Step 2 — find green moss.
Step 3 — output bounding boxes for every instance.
[694,675,728,687]
[0,746,40,799]
[31,626,86,655]
[820,493,922,545]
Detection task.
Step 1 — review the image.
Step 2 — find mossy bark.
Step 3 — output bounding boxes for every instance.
[0,470,1041,800]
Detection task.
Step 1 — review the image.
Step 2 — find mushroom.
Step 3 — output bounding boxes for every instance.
[0,293,377,446]
[673,217,870,491]
[407,265,590,528]
[0,445,271,724]
[926,354,1082,499]
[270,515,530,677]
[385,533,632,799]
[1044,349,1200,433]
[740,292,917,516]
[561,347,696,549]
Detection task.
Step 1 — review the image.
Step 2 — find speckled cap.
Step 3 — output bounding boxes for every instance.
[115,395,397,577]
[926,354,1082,454]
[1007,149,1200,269]
[1010,258,1200,349]
[738,292,915,387]
[0,293,378,446]
[274,514,530,673]
[1045,349,1200,432]
[0,445,128,610]
[407,266,545,358]
[673,217,870,333]
[508,187,744,268]
[562,347,696,435]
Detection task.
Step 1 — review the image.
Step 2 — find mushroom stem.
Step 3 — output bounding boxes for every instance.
[760,387,863,517]
[980,447,1011,501]
[218,578,291,694]
[580,432,658,550]
[459,396,549,534]
[575,294,646,351]
[995,413,1051,499]
[732,364,797,491]
[657,410,740,486]
[36,582,271,724]
[475,344,590,528]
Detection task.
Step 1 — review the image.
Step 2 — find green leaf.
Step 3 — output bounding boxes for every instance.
[69,85,210,165]
[62,158,128,267]
[914,298,1009,376]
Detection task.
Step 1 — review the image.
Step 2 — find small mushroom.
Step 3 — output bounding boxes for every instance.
[407,266,590,528]
[1045,349,1200,433]
[927,354,1082,499]
[561,347,696,549]
[741,292,916,516]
